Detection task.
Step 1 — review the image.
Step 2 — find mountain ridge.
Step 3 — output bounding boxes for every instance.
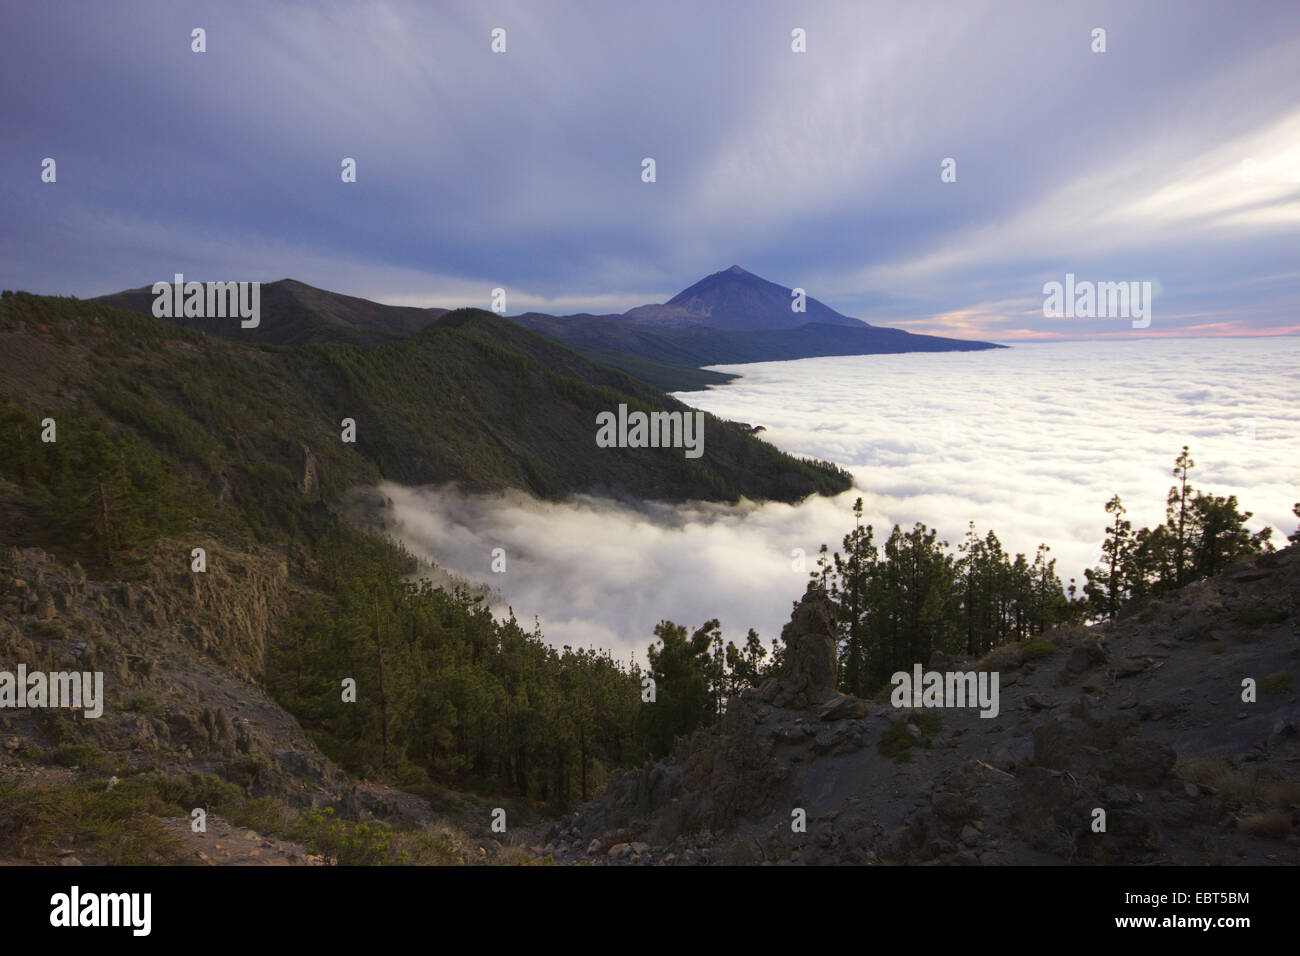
[94,278,448,347]
[1,291,849,507]
[91,267,1004,391]
[623,264,865,332]
[512,265,1004,385]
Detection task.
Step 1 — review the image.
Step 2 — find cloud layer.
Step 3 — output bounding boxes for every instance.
[381,338,1299,663]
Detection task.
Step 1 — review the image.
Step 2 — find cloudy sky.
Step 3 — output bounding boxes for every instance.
[2,0,1298,339]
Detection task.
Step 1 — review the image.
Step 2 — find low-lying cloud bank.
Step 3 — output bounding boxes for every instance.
[380,337,1299,665]
[376,483,848,666]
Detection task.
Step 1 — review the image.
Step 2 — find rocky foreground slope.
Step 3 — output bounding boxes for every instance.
[3,531,1296,866]
[545,547,1300,865]
[0,541,466,865]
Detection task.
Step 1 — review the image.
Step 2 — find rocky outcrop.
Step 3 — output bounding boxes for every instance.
[549,548,1300,866]
[554,587,872,858]
[756,590,839,709]
[0,543,339,808]
[299,443,318,497]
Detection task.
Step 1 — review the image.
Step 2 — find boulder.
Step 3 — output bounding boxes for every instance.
[817,693,867,722]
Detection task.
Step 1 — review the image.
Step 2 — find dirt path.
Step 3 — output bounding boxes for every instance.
[156,814,326,866]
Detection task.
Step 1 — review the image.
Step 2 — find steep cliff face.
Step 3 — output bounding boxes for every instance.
[548,549,1300,866]
[146,537,293,682]
[0,541,339,805]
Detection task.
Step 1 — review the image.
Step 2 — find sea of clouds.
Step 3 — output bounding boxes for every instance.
[381,337,1299,664]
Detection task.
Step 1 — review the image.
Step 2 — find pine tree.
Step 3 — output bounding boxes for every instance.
[831,497,875,695]
[643,620,716,757]
[1187,491,1272,576]
[1168,446,1195,587]
[1084,494,1132,619]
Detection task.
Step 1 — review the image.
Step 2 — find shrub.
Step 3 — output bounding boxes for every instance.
[1261,672,1293,696]
[47,743,117,774]
[1236,604,1285,627]
[0,778,186,864]
[1175,756,1300,809]
[877,712,943,763]
[1021,637,1058,662]
[122,692,164,715]
[290,806,407,866]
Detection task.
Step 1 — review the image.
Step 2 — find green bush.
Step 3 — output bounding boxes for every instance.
[1261,672,1293,696]
[877,712,943,763]
[1021,637,1058,661]
[1237,604,1285,627]
[290,806,407,866]
[47,743,117,774]
[122,692,164,715]
[0,778,186,864]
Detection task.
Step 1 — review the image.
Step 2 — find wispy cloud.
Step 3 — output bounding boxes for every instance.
[1,1,1297,336]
